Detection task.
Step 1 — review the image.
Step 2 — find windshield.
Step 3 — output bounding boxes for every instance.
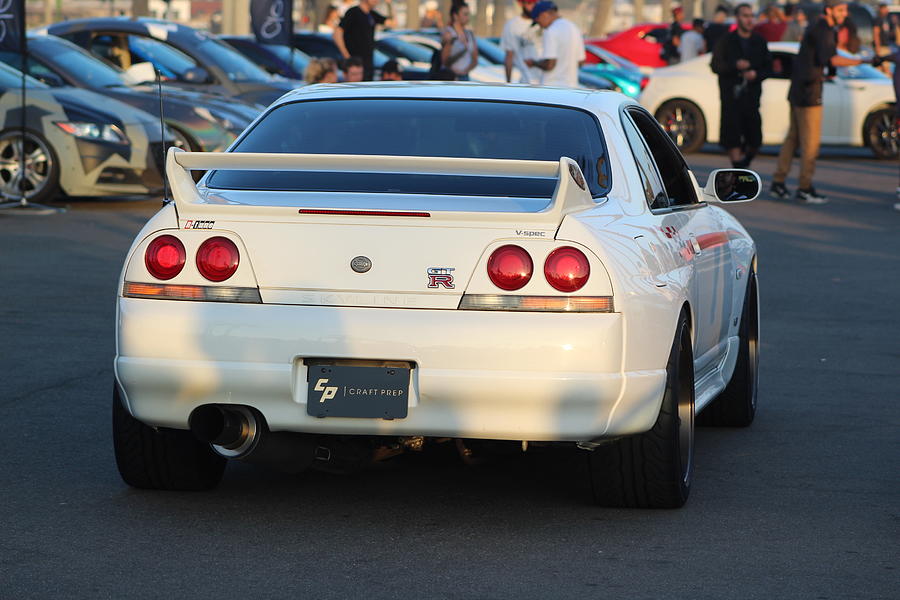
[196,38,273,82]
[127,35,200,80]
[208,99,612,198]
[267,45,310,74]
[38,39,124,88]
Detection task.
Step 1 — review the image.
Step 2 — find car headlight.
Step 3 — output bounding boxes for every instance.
[55,122,130,145]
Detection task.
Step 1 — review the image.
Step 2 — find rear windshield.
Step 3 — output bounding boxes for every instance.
[206,98,612,198]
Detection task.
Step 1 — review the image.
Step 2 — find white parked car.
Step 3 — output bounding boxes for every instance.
[641,42,898,158]
[113,84,760,508]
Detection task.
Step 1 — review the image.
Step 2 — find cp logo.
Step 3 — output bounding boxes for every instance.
[314,378,338,403]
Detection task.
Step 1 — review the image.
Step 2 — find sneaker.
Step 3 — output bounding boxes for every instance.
[796,187,828,204]
[770,182,790,200]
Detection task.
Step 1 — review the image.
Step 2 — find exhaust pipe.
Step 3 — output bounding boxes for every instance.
[189,405,316,474]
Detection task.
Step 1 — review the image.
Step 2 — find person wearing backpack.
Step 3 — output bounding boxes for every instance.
[440,2,479,81]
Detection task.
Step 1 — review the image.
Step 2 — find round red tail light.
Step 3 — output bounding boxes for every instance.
[145,235,185,280]
[487,245,533,291]
[196,237,240,282]
[544,247,590,293]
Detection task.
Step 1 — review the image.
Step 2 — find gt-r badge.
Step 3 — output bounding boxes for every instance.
[427,267,455,289]
[350,256,372,273]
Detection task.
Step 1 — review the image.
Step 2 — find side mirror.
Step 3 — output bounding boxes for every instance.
[703,169,760,203]
[122,62,157,85]
[181,66,211,83]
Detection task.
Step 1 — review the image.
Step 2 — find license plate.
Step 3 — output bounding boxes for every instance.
[306,363,410,419]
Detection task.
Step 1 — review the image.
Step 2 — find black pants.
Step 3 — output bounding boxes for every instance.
[719,88,762,151]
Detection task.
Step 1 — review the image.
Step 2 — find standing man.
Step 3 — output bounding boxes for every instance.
[770,0,868,204]
[526,2,585,88]
[711,3,772,169]
[334,0,394,81]
[501,0,542,84]
[680,18,706,62]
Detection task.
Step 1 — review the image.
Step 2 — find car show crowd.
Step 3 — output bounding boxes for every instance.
[1,0,898,211]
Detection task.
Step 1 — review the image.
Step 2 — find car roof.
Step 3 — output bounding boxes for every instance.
[272,82,625,113]
[44,17,201,40]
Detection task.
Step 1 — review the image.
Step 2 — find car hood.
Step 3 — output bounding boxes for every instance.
[48,87,160,127]
[124,84,261,124]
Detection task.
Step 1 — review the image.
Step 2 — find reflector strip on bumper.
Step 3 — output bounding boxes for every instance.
[458,294,614,312]
[123,282,262,303]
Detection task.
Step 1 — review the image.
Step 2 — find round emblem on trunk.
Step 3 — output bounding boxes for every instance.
[350,256,372,273]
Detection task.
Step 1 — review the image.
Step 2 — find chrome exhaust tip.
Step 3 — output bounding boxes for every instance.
[189,405,259,458]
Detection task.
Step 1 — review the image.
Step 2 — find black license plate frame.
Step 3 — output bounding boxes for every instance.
[306,362,410,419]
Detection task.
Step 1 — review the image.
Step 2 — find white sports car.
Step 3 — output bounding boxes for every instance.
[641,42,898,158]
[113,84,760,508]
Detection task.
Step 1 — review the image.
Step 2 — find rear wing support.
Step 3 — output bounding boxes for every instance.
[167,148,596,224]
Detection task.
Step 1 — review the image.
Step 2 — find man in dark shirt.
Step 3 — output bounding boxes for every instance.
[711,3,772,168]
[334,0,394,81]
[770,0,867,204]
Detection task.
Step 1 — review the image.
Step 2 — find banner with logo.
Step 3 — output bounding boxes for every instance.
[251,0,293,46]
[0,0,25,53]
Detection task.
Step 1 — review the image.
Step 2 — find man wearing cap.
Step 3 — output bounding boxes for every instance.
[501,0,542,84]
[770,0,868,204]
[525,2,585,88]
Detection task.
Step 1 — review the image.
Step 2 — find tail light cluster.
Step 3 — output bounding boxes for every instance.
[487,245,590,293]
[144,235,240,282]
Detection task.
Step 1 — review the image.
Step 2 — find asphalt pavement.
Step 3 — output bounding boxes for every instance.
[0,148,897,599]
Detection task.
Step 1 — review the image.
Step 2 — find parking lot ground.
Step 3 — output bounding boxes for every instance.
[0,150,897,599]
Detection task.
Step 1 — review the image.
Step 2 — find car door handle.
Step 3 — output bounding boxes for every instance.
[689,233,702,256]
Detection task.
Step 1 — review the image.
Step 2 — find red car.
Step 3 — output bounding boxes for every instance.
[588,23,688,70]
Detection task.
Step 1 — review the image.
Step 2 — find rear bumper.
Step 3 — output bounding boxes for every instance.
[115,298,666,442]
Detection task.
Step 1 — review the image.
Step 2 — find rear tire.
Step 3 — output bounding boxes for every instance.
[112,385,226,490]
[864,108,899,160]
[698,270,759,427]
[588,311,695,508]
[655,100,707,154]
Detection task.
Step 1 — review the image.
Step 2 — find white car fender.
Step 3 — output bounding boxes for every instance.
[556,211,689,374]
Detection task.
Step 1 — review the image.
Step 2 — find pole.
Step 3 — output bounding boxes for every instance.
[19,0,26,206]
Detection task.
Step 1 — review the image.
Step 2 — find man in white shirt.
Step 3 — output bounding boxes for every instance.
[526,1,585,88]
[680,18,707,62]
[500,0,543,84]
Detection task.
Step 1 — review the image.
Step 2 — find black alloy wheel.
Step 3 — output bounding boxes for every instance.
[655,99,707,154]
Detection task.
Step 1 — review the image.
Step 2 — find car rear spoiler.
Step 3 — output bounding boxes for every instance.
[167,147,596,224]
